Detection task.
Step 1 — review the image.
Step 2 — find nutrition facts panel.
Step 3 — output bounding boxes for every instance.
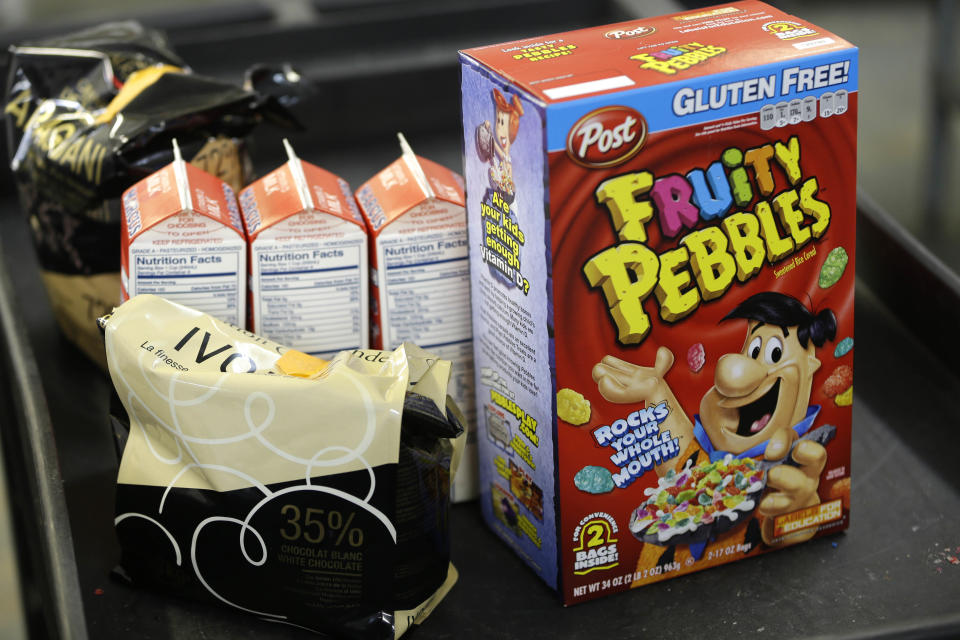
[379,233,471,349]
[253,239,366,358]
[130,248,244,326]
[378,230,475,428]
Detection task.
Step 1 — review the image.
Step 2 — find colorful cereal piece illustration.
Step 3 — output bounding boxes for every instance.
[687,342,706,373]
[834,336,854,358]
[834,386,853,407]
[822,364,853,397]
[574,465,615,494]
[557,388,591,425]
[628,455,764,546]
[818,247,848,289]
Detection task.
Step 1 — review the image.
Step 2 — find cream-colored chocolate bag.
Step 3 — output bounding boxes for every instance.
[101,294,462,638]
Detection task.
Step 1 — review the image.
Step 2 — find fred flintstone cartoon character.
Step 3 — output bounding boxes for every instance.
[593,292,837,553]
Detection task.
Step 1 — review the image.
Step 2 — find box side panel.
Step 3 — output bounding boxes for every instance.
[462,56,559,589]
[354,184,387,348]
[547,49,856,604]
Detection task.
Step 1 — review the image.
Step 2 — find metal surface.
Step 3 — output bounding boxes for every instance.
[924,0,957,237]
[856,189,960,371]
[0,378,28,640]
[0,241,87,639]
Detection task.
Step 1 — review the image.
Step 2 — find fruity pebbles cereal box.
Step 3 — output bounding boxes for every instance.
[460,0,856,604]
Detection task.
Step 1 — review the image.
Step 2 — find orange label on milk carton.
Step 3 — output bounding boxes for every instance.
[120,154,246,326]
[240,145,369,358]
[355,136,477,501]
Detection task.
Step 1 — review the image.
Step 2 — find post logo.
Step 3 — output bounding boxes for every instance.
[604,25,656,40]
[566,106,646,169]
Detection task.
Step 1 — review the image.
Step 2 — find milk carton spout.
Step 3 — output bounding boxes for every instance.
[398,132,435,199]
[283,138,315,211]
[282,137,297,161]
[171,138,194,212]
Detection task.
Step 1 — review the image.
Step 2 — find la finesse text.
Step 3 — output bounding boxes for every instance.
[583,135,830,345]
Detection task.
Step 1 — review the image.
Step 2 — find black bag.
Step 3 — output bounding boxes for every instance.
[4,21,291,365]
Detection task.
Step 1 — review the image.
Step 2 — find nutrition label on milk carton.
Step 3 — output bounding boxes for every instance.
[377,228,475,429]
[378,232,470,348]
[129,243,245,326]
[252,237,366,357]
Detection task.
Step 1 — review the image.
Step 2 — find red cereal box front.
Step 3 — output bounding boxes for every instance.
[461,0,856,604]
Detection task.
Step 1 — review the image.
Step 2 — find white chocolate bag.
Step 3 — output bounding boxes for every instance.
[101,294,461,638]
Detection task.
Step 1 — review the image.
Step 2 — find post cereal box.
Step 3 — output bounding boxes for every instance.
[239,142,369,357]
[460,0,856,603]
[121,142,246,327]
[355,135,478,502]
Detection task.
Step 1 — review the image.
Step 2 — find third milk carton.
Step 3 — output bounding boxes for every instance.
[121,141,246,327]
[239,142,369,357]
[355,135,477,501]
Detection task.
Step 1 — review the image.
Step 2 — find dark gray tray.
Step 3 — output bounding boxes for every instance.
[2,2,960,637]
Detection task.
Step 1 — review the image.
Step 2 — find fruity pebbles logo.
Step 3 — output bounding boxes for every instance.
[629,42,726,76]
[566,107,647,169]
[582,135,832,346]
[762,20,818,40]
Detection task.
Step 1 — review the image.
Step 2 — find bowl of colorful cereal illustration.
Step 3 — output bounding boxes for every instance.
[628,456,765,547]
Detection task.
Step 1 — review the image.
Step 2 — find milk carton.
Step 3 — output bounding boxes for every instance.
[355,134,477,501]
[239,142,369,357]
[120,141,246,326]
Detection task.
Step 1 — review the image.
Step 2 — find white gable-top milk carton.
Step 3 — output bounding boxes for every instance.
[355,134,477,501]
[239,141,369,357]
[120,140,246,326]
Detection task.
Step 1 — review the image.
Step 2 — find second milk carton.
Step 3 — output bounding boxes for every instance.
[355,135,477,501]
[239,142,369,357]
[121,142,246,326]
